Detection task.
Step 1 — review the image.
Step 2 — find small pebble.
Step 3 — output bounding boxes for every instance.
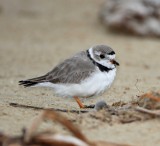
[94,100,108,111]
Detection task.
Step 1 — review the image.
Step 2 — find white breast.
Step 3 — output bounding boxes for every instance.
[38,68,116,97]
[78,68,116,97]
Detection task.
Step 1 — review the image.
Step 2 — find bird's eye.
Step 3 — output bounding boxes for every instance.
[100,54,105,59]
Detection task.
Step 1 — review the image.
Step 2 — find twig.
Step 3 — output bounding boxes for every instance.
[135,79,144,94]
[9,103,89,113]
[135,106,160,116]
[10,103,44,110]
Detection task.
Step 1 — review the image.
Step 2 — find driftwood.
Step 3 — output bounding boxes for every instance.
[100,0,160,37]
[0,110,130,146]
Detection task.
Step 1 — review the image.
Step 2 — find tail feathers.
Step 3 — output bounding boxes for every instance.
[19,75,47,87]
[19,80,38,87]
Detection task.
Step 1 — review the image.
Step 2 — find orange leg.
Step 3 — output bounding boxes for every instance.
[73,96,85,108]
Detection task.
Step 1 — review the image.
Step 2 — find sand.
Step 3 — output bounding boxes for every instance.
[0,0,160,146]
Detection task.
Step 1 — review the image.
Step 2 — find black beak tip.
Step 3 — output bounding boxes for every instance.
[111,60,120,66]
[116,62,120,66]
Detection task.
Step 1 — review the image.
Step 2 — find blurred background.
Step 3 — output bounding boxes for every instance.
[0,0,159,100]
[0,0,160,145]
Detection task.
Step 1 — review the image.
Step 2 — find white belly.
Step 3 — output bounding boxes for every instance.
[37,68,116,97]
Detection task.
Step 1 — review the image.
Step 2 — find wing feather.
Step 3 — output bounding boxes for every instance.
[46,52,94,84]
[19,51,95,86]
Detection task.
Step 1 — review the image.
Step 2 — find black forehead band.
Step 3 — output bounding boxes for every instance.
[108,51,115,55]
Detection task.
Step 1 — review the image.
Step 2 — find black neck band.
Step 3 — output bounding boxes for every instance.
[86,50,113,72]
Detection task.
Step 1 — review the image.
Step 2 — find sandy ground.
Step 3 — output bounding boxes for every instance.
[0,0,160,146]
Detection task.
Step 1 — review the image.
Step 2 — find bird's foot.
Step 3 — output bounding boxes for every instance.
[83,104,95,108]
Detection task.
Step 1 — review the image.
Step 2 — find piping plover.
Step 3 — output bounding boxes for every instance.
[19,45,119,108]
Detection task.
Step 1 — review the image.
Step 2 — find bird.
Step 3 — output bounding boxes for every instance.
[19,45,119,108]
